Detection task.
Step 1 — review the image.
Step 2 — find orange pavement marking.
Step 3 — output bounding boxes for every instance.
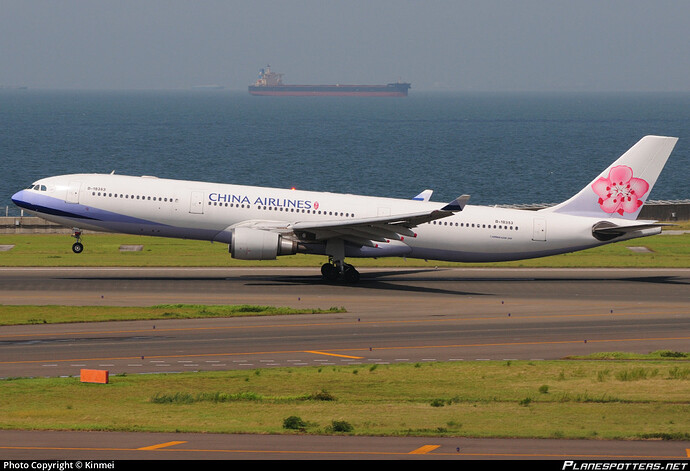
[137,441,187,451]
[409,445,440,454]
[305,350,364,359]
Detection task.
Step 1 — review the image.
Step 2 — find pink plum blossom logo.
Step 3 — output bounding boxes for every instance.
[591,165,649,215]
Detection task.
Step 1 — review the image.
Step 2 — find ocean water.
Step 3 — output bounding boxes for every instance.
[1,90,688,213]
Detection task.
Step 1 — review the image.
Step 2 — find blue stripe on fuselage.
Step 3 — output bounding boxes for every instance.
[11,190,169,227]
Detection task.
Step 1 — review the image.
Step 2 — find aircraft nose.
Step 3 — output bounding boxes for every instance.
[11,190,29,209]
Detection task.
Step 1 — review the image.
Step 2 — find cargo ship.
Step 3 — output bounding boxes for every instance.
[248,66,410,97]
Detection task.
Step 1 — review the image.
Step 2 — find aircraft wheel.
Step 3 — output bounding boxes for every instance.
[72,242,84,254]
[343,265,360,283]
[320,263,339,281]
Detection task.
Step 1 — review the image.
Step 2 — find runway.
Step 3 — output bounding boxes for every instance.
[0,266,689,460]
[1,267,689,378]
[1,429,689,460]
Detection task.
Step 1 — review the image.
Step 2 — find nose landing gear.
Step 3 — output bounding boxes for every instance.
[71,229,84,253]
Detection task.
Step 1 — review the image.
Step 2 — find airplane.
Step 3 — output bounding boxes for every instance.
[11,135,678,283]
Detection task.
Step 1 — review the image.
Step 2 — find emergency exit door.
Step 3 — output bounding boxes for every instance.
[189,191,204,214]
[532,218,546,241]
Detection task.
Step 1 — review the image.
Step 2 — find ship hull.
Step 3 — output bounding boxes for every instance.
[248,83,410,97]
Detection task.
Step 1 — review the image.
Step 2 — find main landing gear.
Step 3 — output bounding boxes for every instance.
[321,258,360,283]
[321,238,360,283]
[71,229,84,254]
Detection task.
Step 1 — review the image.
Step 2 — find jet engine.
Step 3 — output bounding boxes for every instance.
[230,227,297,260]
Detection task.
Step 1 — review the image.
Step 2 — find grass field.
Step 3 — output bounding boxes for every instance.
[1,357,688,439]
[0,223,689,268]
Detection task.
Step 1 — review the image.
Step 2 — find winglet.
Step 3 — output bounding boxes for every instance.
[413,189,433,202]
[441,194,470,211]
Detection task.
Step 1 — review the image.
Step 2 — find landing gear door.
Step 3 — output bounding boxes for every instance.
[190,191,204,214]
[66,181,81,204]
[532,218,546,241]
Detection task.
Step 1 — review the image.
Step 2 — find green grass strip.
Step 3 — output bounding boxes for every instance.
[0,224,689,267]
[0,304,345,326]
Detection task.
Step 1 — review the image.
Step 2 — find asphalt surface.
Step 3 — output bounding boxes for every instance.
[0,266,688,460]
[1,429,688,461]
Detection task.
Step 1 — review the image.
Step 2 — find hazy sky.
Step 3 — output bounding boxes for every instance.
[2,0,689,91]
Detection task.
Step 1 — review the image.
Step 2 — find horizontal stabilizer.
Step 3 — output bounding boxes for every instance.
[591,220,670,241]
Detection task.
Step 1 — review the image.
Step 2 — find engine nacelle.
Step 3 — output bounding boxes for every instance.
[230,227,297,260]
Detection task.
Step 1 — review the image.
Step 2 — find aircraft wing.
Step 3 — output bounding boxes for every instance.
[289,195,470,246]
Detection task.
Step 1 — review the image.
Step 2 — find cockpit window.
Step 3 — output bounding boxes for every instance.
[27,184,47,191]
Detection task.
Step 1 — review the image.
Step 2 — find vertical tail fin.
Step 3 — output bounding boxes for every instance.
[544,135,678,219]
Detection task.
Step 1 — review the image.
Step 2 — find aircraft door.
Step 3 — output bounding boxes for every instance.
[532,218,546,241]
[190,191,204,214]
[66,182,81,204]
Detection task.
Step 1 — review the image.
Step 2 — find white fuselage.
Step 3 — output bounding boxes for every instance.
[12,173,655,263]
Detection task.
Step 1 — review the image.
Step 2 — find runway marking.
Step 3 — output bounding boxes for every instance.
[137,441,187,451]
[2,335,688,368]
[2,308,687,340]
[305,351,364,359]
[409,445,440,454]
